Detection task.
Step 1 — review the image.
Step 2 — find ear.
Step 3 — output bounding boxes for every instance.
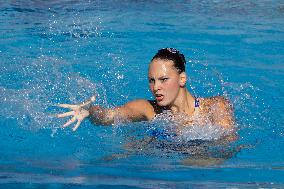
[179,72,187,87]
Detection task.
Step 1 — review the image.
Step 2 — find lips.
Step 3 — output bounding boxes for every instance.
[155,94,164,101]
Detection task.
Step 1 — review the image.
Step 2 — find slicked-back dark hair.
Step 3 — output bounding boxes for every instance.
[151,48,186,73]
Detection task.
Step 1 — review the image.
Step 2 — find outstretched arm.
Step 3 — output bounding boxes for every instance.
[57,97,154,131]
[89,99,154,125]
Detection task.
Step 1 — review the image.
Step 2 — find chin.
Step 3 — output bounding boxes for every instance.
[156,100,169,107]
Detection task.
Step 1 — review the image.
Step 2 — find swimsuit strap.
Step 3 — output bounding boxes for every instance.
[194,97,200,108]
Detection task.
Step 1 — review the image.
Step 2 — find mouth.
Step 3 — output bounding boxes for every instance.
[155,94,164,102]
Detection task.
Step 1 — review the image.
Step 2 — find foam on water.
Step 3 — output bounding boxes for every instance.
[148,110,233,142]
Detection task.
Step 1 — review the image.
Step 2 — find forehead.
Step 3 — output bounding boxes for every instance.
[148,59,177,76]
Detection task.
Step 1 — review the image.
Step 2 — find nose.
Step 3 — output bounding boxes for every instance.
[153,81,161,92]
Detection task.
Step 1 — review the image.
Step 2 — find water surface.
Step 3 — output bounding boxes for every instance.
[0,1,284,188]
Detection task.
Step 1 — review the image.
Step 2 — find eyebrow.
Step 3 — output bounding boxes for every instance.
[148,76,168,80]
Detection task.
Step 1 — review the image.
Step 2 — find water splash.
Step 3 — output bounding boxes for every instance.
[188,60,225,97]
[147,111,233,142]
[0,55,100,130]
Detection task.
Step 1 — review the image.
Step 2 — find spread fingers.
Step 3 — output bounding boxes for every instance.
[80,95,96,108]
[72,120,82,131]
[62,117,76,128]
[57,104,78,109]
[57,111,74,118]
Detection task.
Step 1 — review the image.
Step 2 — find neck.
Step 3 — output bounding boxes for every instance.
[170,88,195,115]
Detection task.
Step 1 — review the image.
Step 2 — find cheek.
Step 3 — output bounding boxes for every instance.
[165,80,179,90]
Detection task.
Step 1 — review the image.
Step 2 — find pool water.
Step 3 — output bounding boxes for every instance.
[1,1,284,188]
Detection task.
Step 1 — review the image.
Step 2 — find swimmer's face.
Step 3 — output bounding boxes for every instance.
[148,58,186,106]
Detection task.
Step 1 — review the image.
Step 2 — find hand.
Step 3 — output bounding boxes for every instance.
[57,96,96,131]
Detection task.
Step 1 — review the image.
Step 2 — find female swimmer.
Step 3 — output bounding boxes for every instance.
[57,48,234,133]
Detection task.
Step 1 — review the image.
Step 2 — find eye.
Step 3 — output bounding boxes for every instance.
[148,78,155,83]
[161,78,168,82]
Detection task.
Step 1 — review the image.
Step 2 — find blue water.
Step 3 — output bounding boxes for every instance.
[1,1,284,188]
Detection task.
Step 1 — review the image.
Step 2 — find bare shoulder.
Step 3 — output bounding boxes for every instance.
[200,96,232,109]
[200,96,234,129]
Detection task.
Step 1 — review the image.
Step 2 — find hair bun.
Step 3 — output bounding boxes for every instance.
[152,48,186,73]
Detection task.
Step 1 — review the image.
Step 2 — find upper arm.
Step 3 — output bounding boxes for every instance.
[114,99,154,122]
[211,96,235,129]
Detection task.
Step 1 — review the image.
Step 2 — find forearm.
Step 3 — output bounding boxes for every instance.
[88,99,151,126]
[88,105,115,126]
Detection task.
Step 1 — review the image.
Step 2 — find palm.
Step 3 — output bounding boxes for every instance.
[57,96,96,131]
